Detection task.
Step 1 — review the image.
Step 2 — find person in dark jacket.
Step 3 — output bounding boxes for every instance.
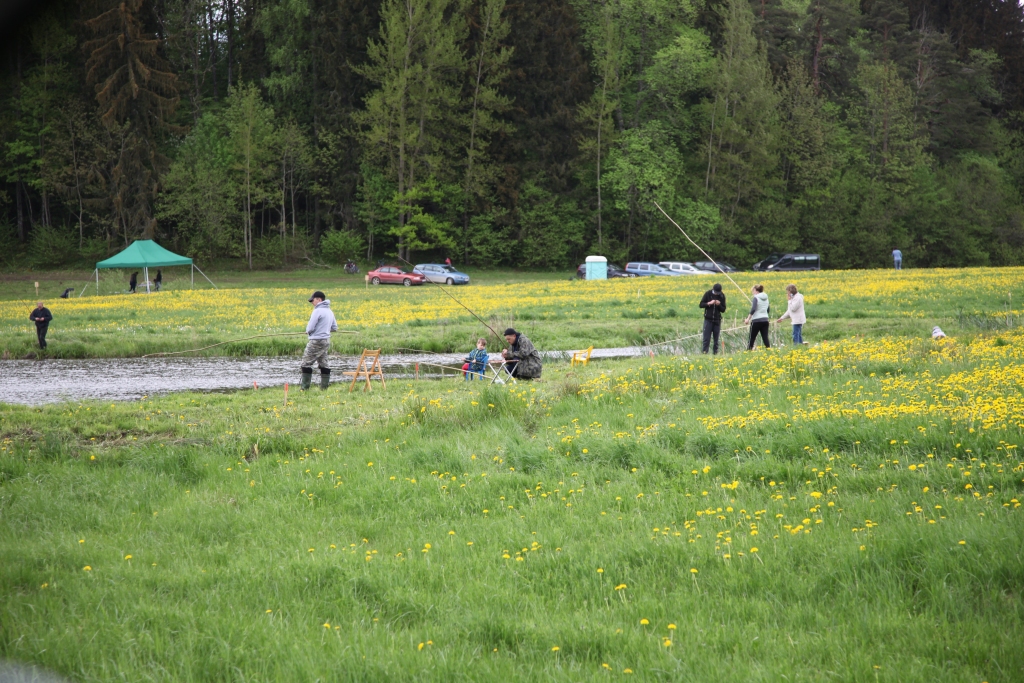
[698,283,727,354]
[501,328,542,379]
[154,270,162,291]
[30,301,53,350]
[129,272,138,293]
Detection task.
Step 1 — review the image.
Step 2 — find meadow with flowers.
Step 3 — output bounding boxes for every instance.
[2,318,1023,680]
[1,266,1022,358]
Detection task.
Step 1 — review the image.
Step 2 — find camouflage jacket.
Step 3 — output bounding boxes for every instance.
[506,333,542,378]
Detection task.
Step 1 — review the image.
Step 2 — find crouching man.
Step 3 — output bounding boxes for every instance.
[501,327,542,379]
[301,290,337,390]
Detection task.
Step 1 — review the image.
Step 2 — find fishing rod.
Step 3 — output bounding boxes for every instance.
[141,330,358,358]
[652,200,751,304]
[393,255,508,350]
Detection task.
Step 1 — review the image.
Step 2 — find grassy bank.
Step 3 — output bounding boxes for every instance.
[2,267,1022,359]
[2,334,1023,681]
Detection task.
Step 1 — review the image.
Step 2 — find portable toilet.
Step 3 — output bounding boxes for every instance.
[585,255,608,280]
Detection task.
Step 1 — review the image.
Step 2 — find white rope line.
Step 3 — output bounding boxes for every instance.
[646,324,750,347]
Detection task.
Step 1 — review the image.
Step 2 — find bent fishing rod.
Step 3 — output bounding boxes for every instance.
[393,255,509,350]
[141,330,358,358]
[652,200,752,304]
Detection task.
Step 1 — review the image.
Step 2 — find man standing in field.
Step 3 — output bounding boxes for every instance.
[698,283,726,354]
[892,248,903,270]
[29,301,53,350]
[301,291,337,390]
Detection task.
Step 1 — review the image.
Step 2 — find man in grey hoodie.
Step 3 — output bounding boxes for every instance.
[301,290,338,390]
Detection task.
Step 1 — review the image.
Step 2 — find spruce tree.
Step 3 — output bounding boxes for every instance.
[358,0,465,260]
[84,0,181,240]
[703,0,781,219]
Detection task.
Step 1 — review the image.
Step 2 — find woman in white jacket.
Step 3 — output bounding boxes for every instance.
[777,284,806,345]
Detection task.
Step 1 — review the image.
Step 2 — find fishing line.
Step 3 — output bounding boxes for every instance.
[393,255,508,350]
[395,347,443,355]
[141,331,358,358]
[646,324,748,347]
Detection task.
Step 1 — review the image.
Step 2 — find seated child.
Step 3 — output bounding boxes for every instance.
[462,338,488,380]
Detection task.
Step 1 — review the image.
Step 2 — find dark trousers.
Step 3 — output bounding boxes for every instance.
[701,319,721,354]
[36,323,48,349]
[748,320,770,349]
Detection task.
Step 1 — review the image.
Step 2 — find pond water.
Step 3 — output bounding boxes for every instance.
[0,347,651,405]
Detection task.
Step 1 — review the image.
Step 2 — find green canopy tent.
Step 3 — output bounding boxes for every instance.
[93,240,216,295]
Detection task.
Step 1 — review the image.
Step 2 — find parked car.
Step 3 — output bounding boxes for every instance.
[659,261,706,275]
[367,265,426,286]
[764,253,821,271]
[624,262,679,276]
[693,260,738,273]
[413,263,470,285]
[752,253,785,271]
[575,263,637,279]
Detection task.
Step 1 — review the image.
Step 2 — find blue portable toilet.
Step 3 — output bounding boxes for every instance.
[585,255,608,280]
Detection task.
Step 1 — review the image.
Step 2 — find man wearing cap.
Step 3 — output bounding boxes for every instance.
[301,291,337,390]
[500,328,542,379]
[698,283,727,355]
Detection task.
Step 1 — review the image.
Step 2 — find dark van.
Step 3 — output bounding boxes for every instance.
[765,254,821,271]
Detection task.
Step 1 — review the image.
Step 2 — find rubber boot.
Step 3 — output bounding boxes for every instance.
[300,367,313,391]
[319,368,331,390]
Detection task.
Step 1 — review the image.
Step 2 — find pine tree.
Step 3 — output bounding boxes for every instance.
[84,0,181,240]
[703,0,781,220]
[460,0,512,262]
[801,0,857,95]
[575,6,621,248]
[854,60,926,188]
[358,0,466,260]
[224,82,277,269]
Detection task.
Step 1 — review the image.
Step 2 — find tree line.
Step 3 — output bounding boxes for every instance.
[2,0,1024,271]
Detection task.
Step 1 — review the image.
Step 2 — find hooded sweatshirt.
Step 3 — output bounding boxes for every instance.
[699,289,727,322]
[779,293,805,324]
[748,292,770,321]
[306,300,338,340]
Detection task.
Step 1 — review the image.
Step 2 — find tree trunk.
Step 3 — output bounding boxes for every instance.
[16,180,25,242]
[463,7,493,265]
[281,156,287,240]
[209,1,218,99]
[226,0,235,89]
[811,7,823,94]
[596,77,607,247]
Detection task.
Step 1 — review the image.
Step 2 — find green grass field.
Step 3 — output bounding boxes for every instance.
[2,267,1021,359]
[2,330,1023,681]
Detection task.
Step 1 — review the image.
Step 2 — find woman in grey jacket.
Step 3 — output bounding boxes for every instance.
[744,284,771,349]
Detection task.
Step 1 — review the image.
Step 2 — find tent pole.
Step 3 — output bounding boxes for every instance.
[95,268,99,296]
[191,264,194,289]
[144,266,150,294]
[193,264,217,289]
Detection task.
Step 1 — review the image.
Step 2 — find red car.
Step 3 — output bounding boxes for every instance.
[367,265,425,287]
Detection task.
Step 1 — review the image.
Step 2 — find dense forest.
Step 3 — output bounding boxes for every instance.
[2,0,1023,270]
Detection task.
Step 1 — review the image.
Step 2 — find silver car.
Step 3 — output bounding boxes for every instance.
[412,264,471,285]
[659,261,707,275]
